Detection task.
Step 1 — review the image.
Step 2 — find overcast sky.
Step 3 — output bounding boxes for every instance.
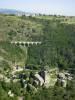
[0,0,75,16]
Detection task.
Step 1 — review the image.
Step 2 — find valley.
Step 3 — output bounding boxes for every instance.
[0,14,75,100]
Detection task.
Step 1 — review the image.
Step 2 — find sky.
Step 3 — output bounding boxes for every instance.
[0,0,75,16]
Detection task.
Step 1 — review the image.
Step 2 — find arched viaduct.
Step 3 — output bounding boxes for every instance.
[11,41,42,46]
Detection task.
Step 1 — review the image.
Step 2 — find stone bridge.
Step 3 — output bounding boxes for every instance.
[11,41,42,46]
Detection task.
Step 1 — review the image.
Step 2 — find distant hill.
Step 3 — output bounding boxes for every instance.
[0,9,37,16]
[0,9,26,15]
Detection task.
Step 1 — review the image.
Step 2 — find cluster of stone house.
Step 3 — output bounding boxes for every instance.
[57,72,73,87]
[0,63,73,95]
[24,69,72,91]
[20,70,51,91]
[11,66,73,90]
[33,70,51,87]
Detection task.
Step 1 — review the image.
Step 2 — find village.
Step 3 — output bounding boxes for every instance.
[0,64,73,98]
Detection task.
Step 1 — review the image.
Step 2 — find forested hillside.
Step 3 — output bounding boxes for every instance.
[0,14,75,71]
[27,15,75,70]
[0,14,75,100]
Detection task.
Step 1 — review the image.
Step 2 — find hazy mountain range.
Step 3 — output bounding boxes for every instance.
[0,8,33,16]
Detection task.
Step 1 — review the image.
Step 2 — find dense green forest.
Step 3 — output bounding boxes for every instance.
[27,16,75,70]
[0,14,75,71]
[0,14,75,100]
[0,78,75,100]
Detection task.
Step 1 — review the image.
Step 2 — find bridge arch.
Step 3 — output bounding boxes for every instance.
[11,41,42,46]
